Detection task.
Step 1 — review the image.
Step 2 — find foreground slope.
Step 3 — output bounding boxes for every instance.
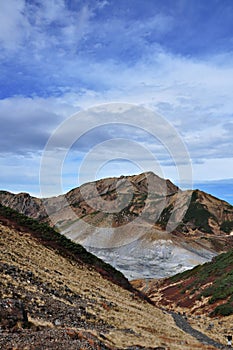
[1,172,233,279]
[0,205,214,349]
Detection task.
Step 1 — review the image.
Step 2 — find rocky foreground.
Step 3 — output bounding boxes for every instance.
[0,206,217,349]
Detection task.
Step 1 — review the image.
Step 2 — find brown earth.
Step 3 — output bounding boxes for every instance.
[0,212,216,349]
[0,172,232,245]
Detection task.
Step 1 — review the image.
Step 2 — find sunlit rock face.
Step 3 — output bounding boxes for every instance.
[1,172,233,280]
[85,237,216,280]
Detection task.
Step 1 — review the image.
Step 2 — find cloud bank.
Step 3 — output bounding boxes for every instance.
[0,0,232,202]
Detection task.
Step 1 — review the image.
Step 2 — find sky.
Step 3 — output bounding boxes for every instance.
[0,0,233,204]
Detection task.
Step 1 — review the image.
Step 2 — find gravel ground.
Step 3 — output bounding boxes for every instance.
[170,311,230,349]
[0,328,167,350]
[0,328,113,350]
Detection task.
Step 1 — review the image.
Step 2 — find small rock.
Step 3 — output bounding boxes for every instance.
[54,319,61,326]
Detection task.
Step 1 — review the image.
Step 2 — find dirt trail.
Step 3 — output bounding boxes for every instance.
[170,311,229,349]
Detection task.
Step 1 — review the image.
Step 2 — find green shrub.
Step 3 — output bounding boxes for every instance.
[220,220,233,234]
[181,190,221,233]
[156,204,173,228]
[212,303,233,316]
[168,245,233,314]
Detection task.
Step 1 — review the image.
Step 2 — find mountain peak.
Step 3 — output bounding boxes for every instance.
[0,173,233,279]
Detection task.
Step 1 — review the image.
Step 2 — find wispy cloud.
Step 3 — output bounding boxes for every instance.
[0,0,92,55]
[0,0,29,52]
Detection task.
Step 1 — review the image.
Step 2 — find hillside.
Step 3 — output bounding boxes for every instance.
[0,204,134,292]
[1,172,233,279]
[0,205,215,350]
[132,248,233,316]
[131,248,233,346]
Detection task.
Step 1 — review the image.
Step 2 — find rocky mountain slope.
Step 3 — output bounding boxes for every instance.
[1,172,233,279]
[132,248,233,316]
[131,248,233,346]
[0,204,215,350]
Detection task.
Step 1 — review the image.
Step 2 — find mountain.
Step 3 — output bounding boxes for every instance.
[0,204,212,350]
[131,248,233,346]
[1,172,233,280]
[132,248,233,316]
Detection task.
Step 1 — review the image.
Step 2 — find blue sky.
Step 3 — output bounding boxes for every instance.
[0,0,233,203]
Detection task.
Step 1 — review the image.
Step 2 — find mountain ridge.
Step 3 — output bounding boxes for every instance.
[1,172,233,279]
[1,172,232,232]
[0,203,214,349]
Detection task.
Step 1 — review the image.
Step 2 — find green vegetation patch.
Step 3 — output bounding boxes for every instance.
[220,220,233,234]
[211,303,233,317]
[183,191,217,233]
[168,248,233,316]
[156,204,174,229]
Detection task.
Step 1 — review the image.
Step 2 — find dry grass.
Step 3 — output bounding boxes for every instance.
[187,313,233,346]
[0,222,216,349]
[132,277,233,348]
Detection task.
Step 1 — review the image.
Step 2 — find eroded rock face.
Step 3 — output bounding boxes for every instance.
[0,172,233,279]
[0,191,46,220]
[1,173,232,236]
[86,237,217,280]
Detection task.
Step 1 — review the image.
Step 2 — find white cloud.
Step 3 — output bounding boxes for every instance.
[0,0,29,52]
[0,153,41,195]
[0,96,77,154]
[192,158,233,182]
[1,48,233,168]
[0,0,93,58]
[0,1,233,196]
[96,0,110,9]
